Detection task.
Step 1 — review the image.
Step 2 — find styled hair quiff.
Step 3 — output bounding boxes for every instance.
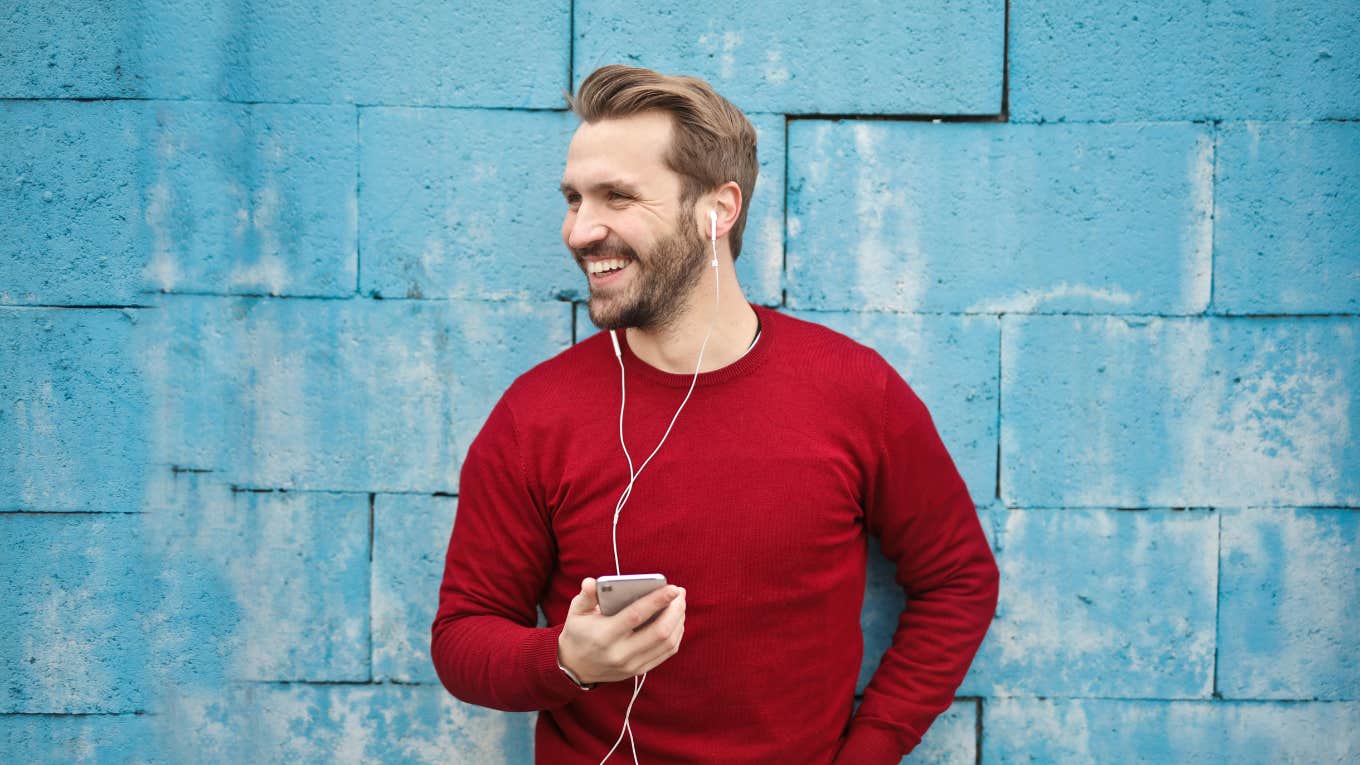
[567,64,759,261]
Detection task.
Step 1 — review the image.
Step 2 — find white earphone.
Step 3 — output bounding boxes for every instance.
[599,209,721,765]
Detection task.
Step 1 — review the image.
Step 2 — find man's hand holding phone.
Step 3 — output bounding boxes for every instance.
[557,576,687,685]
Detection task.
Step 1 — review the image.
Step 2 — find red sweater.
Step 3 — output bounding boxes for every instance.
[432,304,999,764]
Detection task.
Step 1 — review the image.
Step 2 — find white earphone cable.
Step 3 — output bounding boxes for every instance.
[599,213,721,765]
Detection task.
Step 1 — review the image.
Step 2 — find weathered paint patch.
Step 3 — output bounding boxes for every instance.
[0,100,357,303]
[983,698,1360,763]
[573,0,1003,114]
[0,714,161,764]
[733,113,785,306]
[1002,315,1359,507]
[135,296,571,493]
[138,471,241,710]
[1183,129,1215,312]
[957,507,1216,698]
[1219,507,1360,700]
[0,101,146,304]
[1,514,152,713]
[220,491,370,681]
[141,102,357,297]
[787,121,1212,313]
[0,1,570,108]
[150,683,534,764]
[0,308,148,512]
[1214,121,1360,314]
[898,700,976,764]
[359,108,579,301]
[138,472,369,685]
[372,493,458,683]
[1009,0,1360,121]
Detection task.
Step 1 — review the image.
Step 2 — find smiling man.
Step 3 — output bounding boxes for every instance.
[432,65,999,764]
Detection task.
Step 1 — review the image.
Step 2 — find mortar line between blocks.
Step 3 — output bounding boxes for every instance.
[0,96,577,112]
[131,292,359,301]
[999,506,1238,513]
[787,112,1005,123]
[975,697,985,765]
[0,711,153,717]
[17,96,1352,124]
[0,304,157,309]
[1000,0,1010,120]
[0,509,147,515]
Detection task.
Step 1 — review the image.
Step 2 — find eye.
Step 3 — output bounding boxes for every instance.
[608,191,632,202]
[563,193,580,208]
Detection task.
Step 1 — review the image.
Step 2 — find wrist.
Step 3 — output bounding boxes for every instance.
[556,635,595,690]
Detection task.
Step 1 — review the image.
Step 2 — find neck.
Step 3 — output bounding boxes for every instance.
[625,258,757,374]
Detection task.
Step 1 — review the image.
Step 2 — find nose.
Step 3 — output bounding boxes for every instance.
[564,203,608,251]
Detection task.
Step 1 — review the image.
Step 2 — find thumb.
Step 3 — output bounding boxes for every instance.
[570,577,599,614]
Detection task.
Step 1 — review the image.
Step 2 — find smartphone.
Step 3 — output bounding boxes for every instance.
[597,573,667,617]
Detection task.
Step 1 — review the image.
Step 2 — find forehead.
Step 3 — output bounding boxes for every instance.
[561,111,680,194]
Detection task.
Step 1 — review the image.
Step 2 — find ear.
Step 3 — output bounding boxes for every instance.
[701,181,743,240]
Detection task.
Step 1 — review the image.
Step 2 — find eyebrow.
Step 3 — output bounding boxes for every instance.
[559,179,644,197]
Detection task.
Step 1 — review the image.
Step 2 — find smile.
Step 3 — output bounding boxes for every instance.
[587,255,633,283]
[586,258,632,275]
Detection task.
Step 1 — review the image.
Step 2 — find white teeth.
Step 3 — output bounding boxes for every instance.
[587,259,631,275]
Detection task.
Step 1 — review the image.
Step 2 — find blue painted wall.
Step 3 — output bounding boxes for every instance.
[2,1,1357,762]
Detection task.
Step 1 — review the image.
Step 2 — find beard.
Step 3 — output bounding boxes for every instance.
[576,211,710,332]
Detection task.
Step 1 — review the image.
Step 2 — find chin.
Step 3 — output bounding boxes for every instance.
[586,301,626,331]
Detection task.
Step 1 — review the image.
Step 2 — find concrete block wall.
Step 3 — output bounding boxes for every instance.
[2,1,1356,762]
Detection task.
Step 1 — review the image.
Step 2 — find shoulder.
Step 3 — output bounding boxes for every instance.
[762,307,897,384]
[763,307,927,421]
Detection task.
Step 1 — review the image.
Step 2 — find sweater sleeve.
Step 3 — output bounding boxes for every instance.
[430,391,589,712]
[834,364,1000,763]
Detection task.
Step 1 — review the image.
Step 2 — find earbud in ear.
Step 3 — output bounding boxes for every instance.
[708,209,717,242]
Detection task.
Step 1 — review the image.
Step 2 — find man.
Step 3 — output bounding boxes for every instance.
[432,64,999,764]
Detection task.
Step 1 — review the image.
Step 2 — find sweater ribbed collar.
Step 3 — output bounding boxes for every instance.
[615,303,775,389]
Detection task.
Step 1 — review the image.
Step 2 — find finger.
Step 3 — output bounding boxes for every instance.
[642,590,685,640]
[618,591,685,656]
[632,621,685,675]
[612,584,681,636]
[570,577,599,614]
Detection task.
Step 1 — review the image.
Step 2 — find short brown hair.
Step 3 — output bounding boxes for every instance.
[567,65,759,261]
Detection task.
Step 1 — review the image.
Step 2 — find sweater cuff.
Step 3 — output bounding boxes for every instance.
[834,721,916,765]
[522,622,593,710]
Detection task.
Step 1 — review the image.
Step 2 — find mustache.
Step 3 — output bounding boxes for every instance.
[573,240,638,262]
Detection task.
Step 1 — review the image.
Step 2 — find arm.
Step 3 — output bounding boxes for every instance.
[835,366,1000,763]
[430,393,587,712]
